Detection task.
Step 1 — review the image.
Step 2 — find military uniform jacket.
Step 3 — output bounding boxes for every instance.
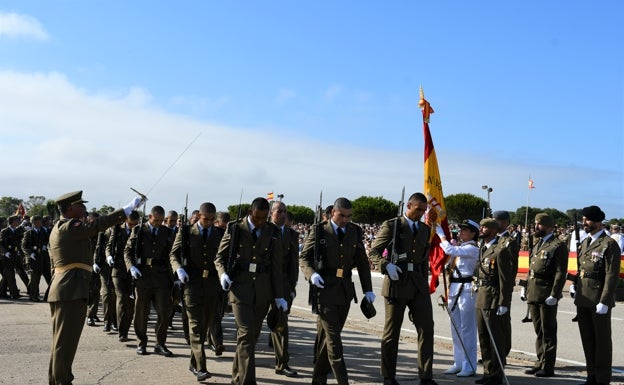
[214,218,284,304]
[0,227,21,258]
[574,232,621,308]
[93,231,109,266]
[476,239,514,310]
[170,223,224,294]
[498,230,520,279]
[368,216,431,298]
[299,221,373,305]
[21,226,49,263]
[277,226,300,297]
[526,234,568,303]
[105,224,133,278]
[47,209,127,302]
[124,224,174,289]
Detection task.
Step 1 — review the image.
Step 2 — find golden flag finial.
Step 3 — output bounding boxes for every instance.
[418,85,434,123]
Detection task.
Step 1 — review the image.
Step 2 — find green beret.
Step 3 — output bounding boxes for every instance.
[55,190,88,206]
[479,218,499,229]
[535,213,554,227]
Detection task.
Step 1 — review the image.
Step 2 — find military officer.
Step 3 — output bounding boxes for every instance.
[266,201,300,377]
[106,210,140,342]
[86,212,102,326]
[570,205,621,385]
[491,210,520,358]
[521,213,568,377]
[93,228,117,331]
[215,197,287,385]
[207,211,230,355]
[369,192,437,385]
[124,205,175,357]
[474,218,514,385]
[170,202,224,381]
[47,190,142,385]
[0,216,23,299]
[21,215,50,301]
[300,197,374,385]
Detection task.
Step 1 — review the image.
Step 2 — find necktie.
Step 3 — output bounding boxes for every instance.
[536,239,543,250]
[412,222,417,235]
[202,227,208,242]
[337,227,344,242]
[252,227,258,241]
[152,228,157,238]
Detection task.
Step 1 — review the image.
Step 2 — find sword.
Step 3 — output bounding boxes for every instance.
[480,308,510,385]
[437,295,476,374]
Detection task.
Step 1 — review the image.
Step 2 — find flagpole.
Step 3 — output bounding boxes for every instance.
[525,176,532,229]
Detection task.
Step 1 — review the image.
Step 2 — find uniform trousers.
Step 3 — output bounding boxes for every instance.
[381,294,434,380]
[207,289,225,348]
[1,259,20,298]
[448,283,477,373]
[185,281,219,372]
[268,295,293,370]
[528,302,558,371]
[99,266,116,325]
[133,285,172,348]
[231,300,271,385]
[49,299,87,385]
[313,303,350,385]
[112,276,134,337]
[87,273,100,319]
[577,305,612,384]
[476,308,506,382]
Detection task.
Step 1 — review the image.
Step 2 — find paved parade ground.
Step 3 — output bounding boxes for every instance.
[1,275,622,385]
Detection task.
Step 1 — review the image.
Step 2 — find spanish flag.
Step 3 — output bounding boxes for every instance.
[528,178,535,189]
[267,192,274,201]
[420,87,451,294]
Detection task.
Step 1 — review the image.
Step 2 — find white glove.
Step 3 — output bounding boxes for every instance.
[596,303,608,315]
[311,272,325,288]
[106,255,114,267]
[130,265,142,279]
[4,252,10,258]
[42,246,47,252]
[123,196,145,216]
[290,291,296,299]
[30,253,37,261]
[520,287,527,301]
[220,273,233,291]
[385,263,402,281]
[545,296,558,306]
[364,291,376,304]
[176,268,189,283]
[275,297,288,311]
[496,306,509,316]
[569,284,576,298]
[92,263,101,274]
[173,280,182,289]
[435,225,446,239]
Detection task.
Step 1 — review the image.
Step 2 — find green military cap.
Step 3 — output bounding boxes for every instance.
[535,213,554,227]
[479,218,499,229]
[55,190,88,206]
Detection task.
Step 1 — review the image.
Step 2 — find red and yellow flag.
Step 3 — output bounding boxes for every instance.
[267,192,274,201]
[420,87,451,294]
[528,178,535,189]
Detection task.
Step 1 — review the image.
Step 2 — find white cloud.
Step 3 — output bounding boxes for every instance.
[0,12,49,40]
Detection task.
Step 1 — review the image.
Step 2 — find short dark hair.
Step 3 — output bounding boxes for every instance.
[408,193,427,204]
[151,206,165,216]
[128,210,140,221]
[251,197,270,212]
[333,197,352,211]
[217,211,230,223]
[199,202,216,215]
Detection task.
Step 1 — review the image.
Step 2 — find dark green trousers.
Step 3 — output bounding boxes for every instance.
[49,299,87,385]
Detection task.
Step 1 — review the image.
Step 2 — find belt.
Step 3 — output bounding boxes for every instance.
[450,276,473,283]
[529,270,552,280]
[581,270,605,280]
[236,261,268,274]
[396,261,423,273]
[145,258,166,267]
[325,268,352,279]
[54,262,92,273]
[478,278,498,287]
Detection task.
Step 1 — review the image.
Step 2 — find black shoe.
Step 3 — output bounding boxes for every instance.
[384,378,400,385]
[154,344,173,357]
[103,324,111,332]
[275,366,298,377]
[207,343,216,351]
[87,318,95,327]
[475,377,488,384]
[30,296,41,302]
[119,335,129,342]
[196,370,211,381]
[94,316,101,322]
[524,367,540,375]
[136,346,147,355]
[535,369,555,377]
[189,366,198,375]
[185,337,190,346]
[311,378,328,385]
[111,324,118,332]
[214,345,224,356]
[577,380,597,385]
[419,380,438,385]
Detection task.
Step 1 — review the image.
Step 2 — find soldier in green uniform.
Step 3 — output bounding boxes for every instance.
[106,210,140,342]
[86,212,102,326]
[474,218,513,385]
[170,202,224,381]
[521,213,568,377]
[1,216,24,299]
[124,205,175,357]
[300,197,374,385]
[93,228,117,331]
[368,192,437,385]
[21,215,49,301]
[215,197,287,385]
[207,211,230,355]
[570,205,621,385]
[491,210,520,358]
[47,190,142,385]
[267,201,300,377]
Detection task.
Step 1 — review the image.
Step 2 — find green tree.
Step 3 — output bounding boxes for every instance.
[24,195,49,217]
[227,203,251,221]
[351,196,397,224]
[0,196,22,217]
[287,205,315,224]
[444,193,487,223]
[96,205,116,215]
[512,206,542,226]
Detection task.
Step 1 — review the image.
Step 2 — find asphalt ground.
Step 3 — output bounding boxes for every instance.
[1,277,623,385]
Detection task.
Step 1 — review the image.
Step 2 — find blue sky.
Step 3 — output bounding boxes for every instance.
[0,2,622,220]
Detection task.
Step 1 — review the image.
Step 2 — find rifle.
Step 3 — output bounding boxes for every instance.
[568,213,581,322]
[221,189,243,316]
[388,187,406,300]
[308,191,323,314]
[180,194,189,267]
[520,217,534,323]
[130,187,148,300]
